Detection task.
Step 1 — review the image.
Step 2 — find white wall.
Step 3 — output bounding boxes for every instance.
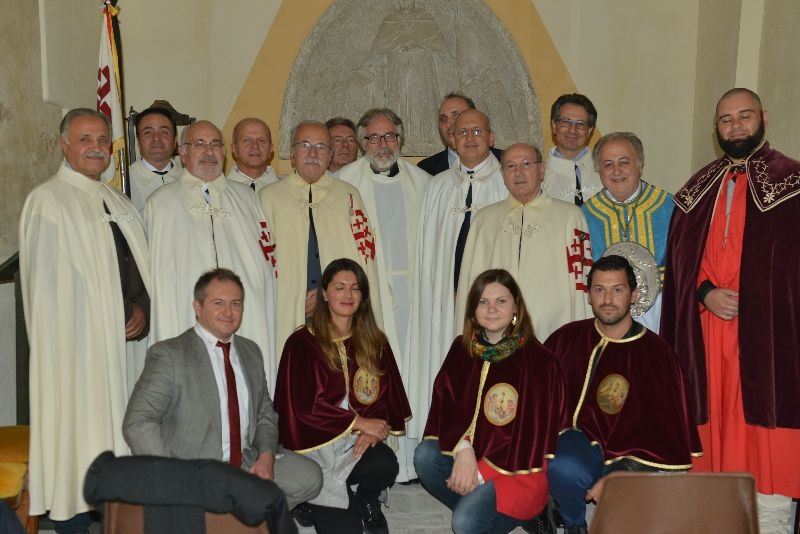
[121,0,280,125]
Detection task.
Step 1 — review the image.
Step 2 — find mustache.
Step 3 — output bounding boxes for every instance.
[200,155,219,164]
[84,150,108,158]
[303,158,322,166]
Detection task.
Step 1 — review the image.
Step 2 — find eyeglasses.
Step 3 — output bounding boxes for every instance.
[502,160,543,172]
[292,141,331,153]
[555,118,590,131]
[183,139,224,150]
[364,132,400,144]
[454,127,490,138]
[333,136,357,145]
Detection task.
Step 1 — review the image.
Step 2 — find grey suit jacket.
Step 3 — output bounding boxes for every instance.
[123,328,279,469]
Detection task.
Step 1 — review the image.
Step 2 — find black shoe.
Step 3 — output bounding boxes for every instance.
[521,497,556,534]
[358,495,389,534]
[290,502,314,528]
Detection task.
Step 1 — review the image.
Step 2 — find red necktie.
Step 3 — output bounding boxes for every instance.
[216,341,241,468]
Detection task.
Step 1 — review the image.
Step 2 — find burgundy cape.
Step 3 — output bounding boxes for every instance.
[545,320,701,468]
[661,142,800,428]
[423,336,564,473]
[274,327,411,452]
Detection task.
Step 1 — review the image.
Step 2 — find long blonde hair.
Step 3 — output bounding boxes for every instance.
[310,258,386,376]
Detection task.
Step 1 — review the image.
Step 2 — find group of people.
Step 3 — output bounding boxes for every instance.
[17,86,800,534]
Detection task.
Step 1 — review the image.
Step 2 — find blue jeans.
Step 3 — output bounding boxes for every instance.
[547,429,610,528]
[414,440,525,534]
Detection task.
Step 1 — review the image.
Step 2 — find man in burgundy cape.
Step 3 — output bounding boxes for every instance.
[661,88,800,532]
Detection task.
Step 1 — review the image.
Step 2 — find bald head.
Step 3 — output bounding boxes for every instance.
[453,109,494,168]
[179,120,226,182]
[231,117,273,179]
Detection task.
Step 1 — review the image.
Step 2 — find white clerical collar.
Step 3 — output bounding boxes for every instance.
[604,180,644,204]
[142,158,173,173]
[553,146,589,162]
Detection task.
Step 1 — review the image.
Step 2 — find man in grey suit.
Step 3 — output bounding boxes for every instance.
[123,268,322,512]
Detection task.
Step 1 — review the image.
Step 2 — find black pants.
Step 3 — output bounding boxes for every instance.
[310,441,399,534]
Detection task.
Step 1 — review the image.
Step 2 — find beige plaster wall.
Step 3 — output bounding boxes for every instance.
[758,2,800,158]
[0,0,63,259]
[690,0,741,172]
[533,0,702,194]
[0,0,63,425]
[121,0,279,128]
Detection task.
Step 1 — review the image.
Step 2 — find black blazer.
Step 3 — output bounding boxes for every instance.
[417,146,504,176]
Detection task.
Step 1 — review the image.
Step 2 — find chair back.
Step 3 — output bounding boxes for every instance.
[590,472,758,534]
[104,502,269,534]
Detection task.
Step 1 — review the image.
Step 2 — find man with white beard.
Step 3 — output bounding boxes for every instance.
[339,108,429,480]
[146,120,278,387]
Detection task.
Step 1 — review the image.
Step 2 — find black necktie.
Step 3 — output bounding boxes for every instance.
[153,170,169,176]
[307,188,322,292]
[454,174,473,289]
[574,164,583,206]
[250,182,256,191]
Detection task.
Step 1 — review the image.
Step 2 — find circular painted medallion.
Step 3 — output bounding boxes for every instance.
[483,383,518,426]
[353,368,380,405]
[596,373,629,415]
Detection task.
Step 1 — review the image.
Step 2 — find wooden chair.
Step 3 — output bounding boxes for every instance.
[0,426,37,534]
[103,502,269,534]
[590,472,758,534]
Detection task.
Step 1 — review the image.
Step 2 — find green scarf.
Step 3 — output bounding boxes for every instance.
[470,330,526,363]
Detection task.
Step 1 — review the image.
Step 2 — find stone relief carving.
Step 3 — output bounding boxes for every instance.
[280,0,541,158]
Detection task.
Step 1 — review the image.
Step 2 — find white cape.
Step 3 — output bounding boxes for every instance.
[455,194,593,341]
[20,163,151,519]
[259,171,383,355]
[146,169,278,387]
[403,154,507,438]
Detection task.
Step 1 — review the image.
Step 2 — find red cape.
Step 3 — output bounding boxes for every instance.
[423,336,564,473]
[274,327,411,452]
[545,320,701,468]
[661,141,800,428]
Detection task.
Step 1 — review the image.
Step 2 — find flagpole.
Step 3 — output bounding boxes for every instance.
[97,0,129,196]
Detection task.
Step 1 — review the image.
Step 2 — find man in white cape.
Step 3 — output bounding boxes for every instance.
[226,117,280,193]
[339,108,430,481]
[146,120,278,387]
[260,120,382,355]
[128,106,182,214]
[542,93,602,205]
[19,109,151,529]
[455,143,593,342]
[404,109,507,439]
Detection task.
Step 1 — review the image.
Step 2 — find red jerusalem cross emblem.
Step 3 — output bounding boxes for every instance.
[258,220,277,276]
[567,229,592,292]
[351,209,375,262]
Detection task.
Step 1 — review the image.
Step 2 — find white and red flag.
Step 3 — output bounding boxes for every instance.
[97,0,126,191]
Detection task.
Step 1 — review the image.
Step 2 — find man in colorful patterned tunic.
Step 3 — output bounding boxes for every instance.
[582,132,674,332]
[661,88,800,533]
[546,255,701,534]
